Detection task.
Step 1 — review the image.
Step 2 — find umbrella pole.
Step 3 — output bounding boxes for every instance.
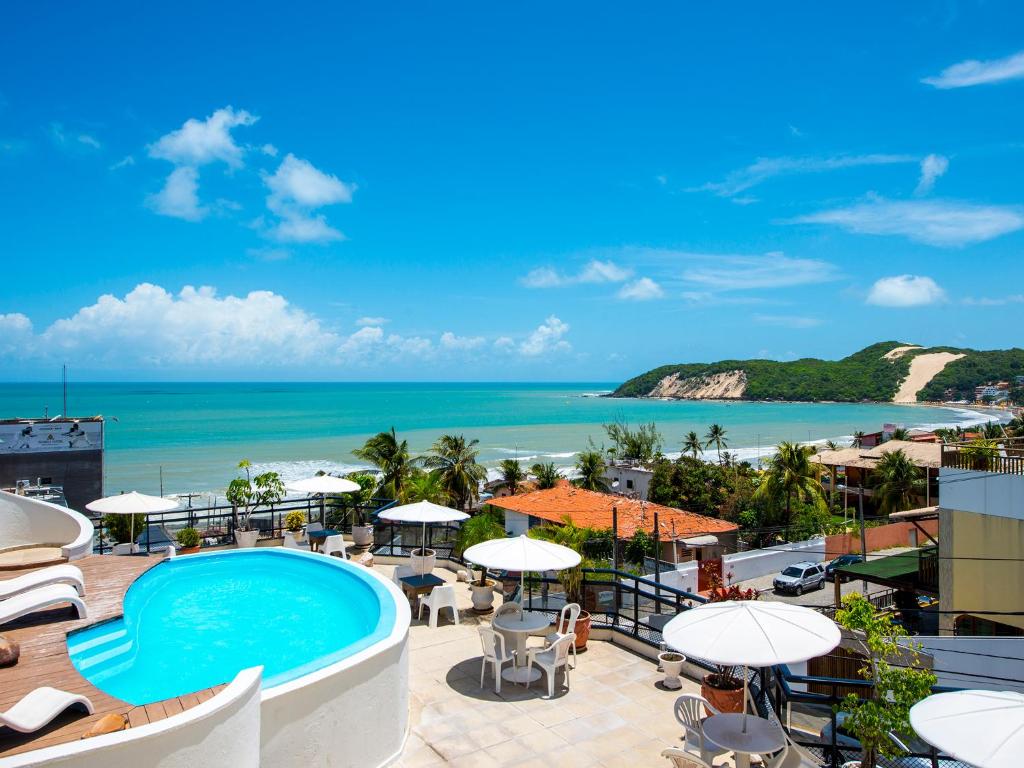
[520,571,525,606]
[742,664,749,733]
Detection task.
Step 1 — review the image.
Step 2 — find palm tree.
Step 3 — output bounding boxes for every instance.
[400,469,450,505]
[530,462,561,489]
[872,450,923,514]
[754,441,825,534]
[704,424,728,465]
[456,510,506,586]
[423,434,487,511]
[528,518,595,604]
[352,427,415,500]
[682,431,703,460]
[824,439,841,451]
[852,431,866,448]
[890,427,911,441]
[575,451,609,491]
[497,459,525,495]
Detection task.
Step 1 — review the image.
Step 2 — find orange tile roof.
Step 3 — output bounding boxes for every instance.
[484,481,737,540]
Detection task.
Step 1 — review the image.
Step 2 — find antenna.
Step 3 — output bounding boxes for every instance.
[62,364,67,418]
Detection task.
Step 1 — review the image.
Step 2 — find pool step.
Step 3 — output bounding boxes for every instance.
[67,626,128,656]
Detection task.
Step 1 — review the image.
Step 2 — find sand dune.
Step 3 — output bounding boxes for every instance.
[893,352,965,403]
[884,345,922,360]
[648,370,747,399]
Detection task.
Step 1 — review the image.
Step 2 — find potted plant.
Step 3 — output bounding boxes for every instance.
[658,650,686,689]
[700,571,758,713]
[175,527,201,554]
[226,459,285,548]
[346,473,378,547]
[456,510,506,613]
[284,510,306,536]
[834,593,936,768]
[528,519,595,650]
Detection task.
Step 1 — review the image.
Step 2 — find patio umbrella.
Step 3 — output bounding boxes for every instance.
[910,689,1024,768]
[462,534,581,604]
[378,500,470,558]
[663,600,841,732]
[86,491,180,550]
[286,475,361,524]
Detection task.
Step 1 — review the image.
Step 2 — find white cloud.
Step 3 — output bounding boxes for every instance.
[148,106,257,168]
[923,50,1024,89]
[0,313,33,355]
[617,277,664,301]
[339,325,385,357]
[521,259,632,288]
[263,154,355,243]
[519,316,570,357]
[915,154,949,195]
[147,167,206,221]
[261,143,278,157]
[683,253,842,290]
[866,275,946,307]
[493,336,515,351]
[440,332,485,351]
[77,134,101,149]
[793,198,1024,246]
[753,314,822,328]
[695,154,916,197]
[961,294,1024,307]
[355,316,389,327]
[109,155,135,171]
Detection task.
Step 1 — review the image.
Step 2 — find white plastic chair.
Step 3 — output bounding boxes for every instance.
[544,602,580,668]
[392,564,416,586]
[775,727,819,768]
[0,687,94,733]
[478,625,515,693]
[418,584,459,628]
[0,564,85,599]
[494,600,522,650]
[322,534,349,559]
[673,694,730,764]
[525,632,575,698]
[0,584,88,627]
[283,531,306,550]
[660,749,714,768]
[305,522,324,535]
[110,542,139,556]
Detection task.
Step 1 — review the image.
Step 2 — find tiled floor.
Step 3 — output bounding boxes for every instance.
[379,564,704,768]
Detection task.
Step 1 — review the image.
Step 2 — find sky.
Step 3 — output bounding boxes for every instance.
[1,2,1023,382]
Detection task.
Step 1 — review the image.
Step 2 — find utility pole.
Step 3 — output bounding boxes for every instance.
[858,485,868,592]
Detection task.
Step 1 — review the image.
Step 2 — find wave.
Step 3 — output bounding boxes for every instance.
[248,459,373,485]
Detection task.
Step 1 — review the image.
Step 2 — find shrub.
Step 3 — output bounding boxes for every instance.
[284,510,306,532]
[103,513,147,544]
[176,527,200,549]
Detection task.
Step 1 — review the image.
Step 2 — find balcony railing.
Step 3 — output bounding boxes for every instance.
[941,437,1024,475]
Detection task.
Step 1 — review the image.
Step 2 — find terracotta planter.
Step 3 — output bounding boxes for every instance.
[178,546,201,555]
[658,652,686,689]
[701,674,744,714]
[470,580,497,613]
[234,529,260,548]
[351,525,374,547]
[562,609,591,651]
[410,548,436,575]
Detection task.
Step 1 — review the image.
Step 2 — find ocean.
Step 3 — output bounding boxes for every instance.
[0,381,997,499]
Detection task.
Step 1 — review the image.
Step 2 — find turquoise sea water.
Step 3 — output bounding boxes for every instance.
[67,549,392,703]
[0,381,993,496]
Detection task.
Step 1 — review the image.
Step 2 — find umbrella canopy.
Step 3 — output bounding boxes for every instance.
[463,534,580,573]
[910,689,1024,768]
[378,500,470,525]
[286,475,361,495]
[86,491,180,515]
[663,600,841,667]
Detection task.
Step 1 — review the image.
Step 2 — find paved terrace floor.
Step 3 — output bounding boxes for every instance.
[380,564,706,768]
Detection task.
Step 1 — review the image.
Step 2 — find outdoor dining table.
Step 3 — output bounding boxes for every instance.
[701,713,785,768]
[398,573,445,607]
[491,609,551,683]
[306,528,339,552]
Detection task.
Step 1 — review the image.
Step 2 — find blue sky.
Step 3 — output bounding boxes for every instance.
[2,2,1023,381]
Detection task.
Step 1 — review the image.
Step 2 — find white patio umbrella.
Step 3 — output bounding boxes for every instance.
[286,475,361,524]
[910,689,1024,768]
[462,534,581,603]
[86,491,180,550]
[663,600,841,732]
[378,500,470,557]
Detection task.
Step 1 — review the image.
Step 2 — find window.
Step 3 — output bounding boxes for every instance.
[955,614,1024,637]
[626,479,634,490]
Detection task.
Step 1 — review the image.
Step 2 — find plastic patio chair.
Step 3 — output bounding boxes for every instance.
[673,694,730,764]
[110,542,139,556]
[543,602,580,668]
[494,600,523,650]
[392,564,416,586]
[0,564,85,600]
[418,584,459,628]
[322,534,349,559]
[660,749,714,768]
[776,727,821,768]
[0,687,94,733]
[525,632,575,698]
[478,625,515,693]
[283,531,306,550]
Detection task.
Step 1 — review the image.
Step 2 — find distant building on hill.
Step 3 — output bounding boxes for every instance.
[601,461,654,500]
[975,382,1010,403]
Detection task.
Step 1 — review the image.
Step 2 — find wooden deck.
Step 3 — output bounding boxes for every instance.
[0,555,225,758]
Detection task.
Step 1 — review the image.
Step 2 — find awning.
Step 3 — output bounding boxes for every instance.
[679,535,718,547]
[888,506,938,521]
[835,547,938,595]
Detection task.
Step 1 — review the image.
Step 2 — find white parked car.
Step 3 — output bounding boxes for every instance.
[772,561,825,595]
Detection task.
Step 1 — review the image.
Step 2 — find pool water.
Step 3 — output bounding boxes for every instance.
[68,549,395,705]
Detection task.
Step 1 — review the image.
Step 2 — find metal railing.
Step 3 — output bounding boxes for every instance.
[941,437,1024,475]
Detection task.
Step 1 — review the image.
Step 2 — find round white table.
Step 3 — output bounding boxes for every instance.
[491,610,551,683]
[702,713,785,768]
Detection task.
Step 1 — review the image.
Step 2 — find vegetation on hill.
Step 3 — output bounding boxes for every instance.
[612,342,1024,402]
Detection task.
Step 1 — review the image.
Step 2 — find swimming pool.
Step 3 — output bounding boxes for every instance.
[68,549,397,705]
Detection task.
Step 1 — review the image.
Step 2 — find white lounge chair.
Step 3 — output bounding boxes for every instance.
[0,687,94,733]
[478,626,515,693]
[283,531,306,550]
[660,749,714,768]
[322,534,349,559]
[0,564,85,600]
[673,694,729,764]
[0,583,88,627]
[525,632,575,698]
[418,585,459,628]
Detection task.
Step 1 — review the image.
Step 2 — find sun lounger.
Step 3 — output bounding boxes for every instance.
[0,687,94,733]
[0,564,86,600]
[0,583,88,626]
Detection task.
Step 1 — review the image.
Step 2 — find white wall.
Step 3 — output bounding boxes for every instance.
[0,667,263,768]
[504,510,529,536]
[939,467,1024,522]
[602,466,653,500]
[899,636,1024,693]
[649,538,827,594]
[0,490,94,559]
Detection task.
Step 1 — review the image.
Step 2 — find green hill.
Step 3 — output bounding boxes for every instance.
[611,342,1024,403]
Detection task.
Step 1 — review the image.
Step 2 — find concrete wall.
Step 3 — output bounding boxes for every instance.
[825,519,938,555]
[602,466,653,500]
[900,636,1024,693]
[0,450,103,513]
[0,667,263,768]
[0,490,94,559]
[939,467,1024,522]
[504,510,530,536]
